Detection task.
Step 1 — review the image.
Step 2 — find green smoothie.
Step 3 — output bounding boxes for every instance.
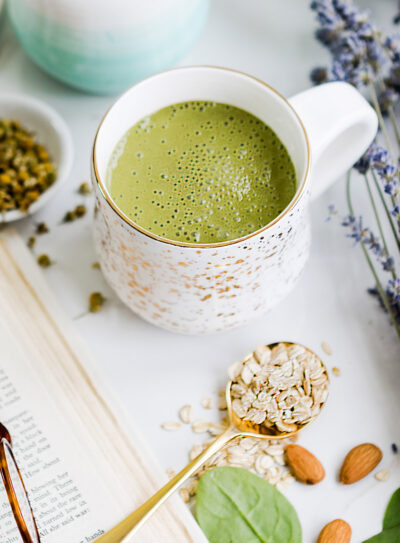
[107,101,296,244]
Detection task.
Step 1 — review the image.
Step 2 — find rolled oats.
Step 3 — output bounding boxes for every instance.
[179,488,190,503]
[201,397,213,409]
[375,469,389,482]
[179,405,194,424]
[230,343,329,434]
[192,420,210,433]
[161,421,181,431]
[190,444,203,461]
[321,341,332,355]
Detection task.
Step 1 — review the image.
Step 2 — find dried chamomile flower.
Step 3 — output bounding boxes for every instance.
[37,254,52,268]
[75,204,86,218]
[89,292,106,313]
[63,204,87,223]
[36,222,49,234]
[27,236,36,249]
[78,182,91,195]
[63,210,76,223]
[0,119,57,214]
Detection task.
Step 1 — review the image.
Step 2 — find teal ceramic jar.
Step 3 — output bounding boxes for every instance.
[8,0,209,94]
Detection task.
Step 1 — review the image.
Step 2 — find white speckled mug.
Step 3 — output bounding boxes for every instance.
[91,66,378,334]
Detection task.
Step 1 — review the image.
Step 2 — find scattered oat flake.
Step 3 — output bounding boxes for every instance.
[161,421,181,431]
[190,444,203,461]
[179,488,190,503]
[321,341,332,355]
[218,394,227,410]
[179,405,193,424]
[375,469,389,482]
[332,367,341,376]
[166,468,175,479]
[208,422,227,436]
[186,478,198,495]
[192,420,210,433]
[201,397,213,409]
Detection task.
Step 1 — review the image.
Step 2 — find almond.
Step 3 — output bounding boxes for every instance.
[285,444,325,485]
[340,443,382,484]
[317,519,352,543]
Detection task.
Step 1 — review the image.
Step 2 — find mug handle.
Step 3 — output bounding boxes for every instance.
[288,81,378,201]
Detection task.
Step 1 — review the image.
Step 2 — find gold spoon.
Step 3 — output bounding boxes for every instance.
[97,342,328,543]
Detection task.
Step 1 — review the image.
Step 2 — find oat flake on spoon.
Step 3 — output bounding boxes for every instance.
[229,342,329,435]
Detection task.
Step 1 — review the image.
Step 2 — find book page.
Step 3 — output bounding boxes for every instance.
[0,324,123,543]
[0,228,207,543]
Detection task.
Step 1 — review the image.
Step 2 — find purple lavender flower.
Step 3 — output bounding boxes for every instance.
[353,142,388,173]
[395,1,400,25]
[389,278,400,303]
[386,65,400,95]
[312,0,400,337]
[341,215,394,269]
[342,215,367,244]
[353,143,399,198]
[310,66,329,84]
[369,284,400,327]
[378,87,399,114]
[383,257,395,272]
[383,36,400,63]
[315,27,339,46]
[310,0,385,87]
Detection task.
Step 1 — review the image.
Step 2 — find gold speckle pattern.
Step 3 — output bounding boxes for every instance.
[92,167,311,334]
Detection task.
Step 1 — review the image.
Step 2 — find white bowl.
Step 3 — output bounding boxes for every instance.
[0,94,73,222]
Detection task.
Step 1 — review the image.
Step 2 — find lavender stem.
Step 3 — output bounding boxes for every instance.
[347,173,400,338]
[371,169,400,252]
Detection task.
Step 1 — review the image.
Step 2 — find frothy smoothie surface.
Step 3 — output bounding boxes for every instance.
[107,101,297,244]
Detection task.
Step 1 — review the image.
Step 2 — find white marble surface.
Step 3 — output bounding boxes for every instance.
[1,1,399,541]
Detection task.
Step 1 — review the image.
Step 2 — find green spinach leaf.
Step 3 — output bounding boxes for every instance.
[363,525,400,543]
[362,488,400,543]
[196,466,302,543]
[383,488,400,531]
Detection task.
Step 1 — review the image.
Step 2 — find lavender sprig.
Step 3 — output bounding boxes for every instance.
[311,0,400,337]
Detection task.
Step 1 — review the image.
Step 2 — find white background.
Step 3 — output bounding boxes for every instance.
[0,1,399,541]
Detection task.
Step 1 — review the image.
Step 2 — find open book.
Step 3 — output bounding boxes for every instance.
[0,228,207,543]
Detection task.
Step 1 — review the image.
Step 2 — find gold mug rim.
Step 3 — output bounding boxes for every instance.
[92,65,311,249]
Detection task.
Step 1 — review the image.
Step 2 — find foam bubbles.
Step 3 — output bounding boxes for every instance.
[108,101,296,243]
